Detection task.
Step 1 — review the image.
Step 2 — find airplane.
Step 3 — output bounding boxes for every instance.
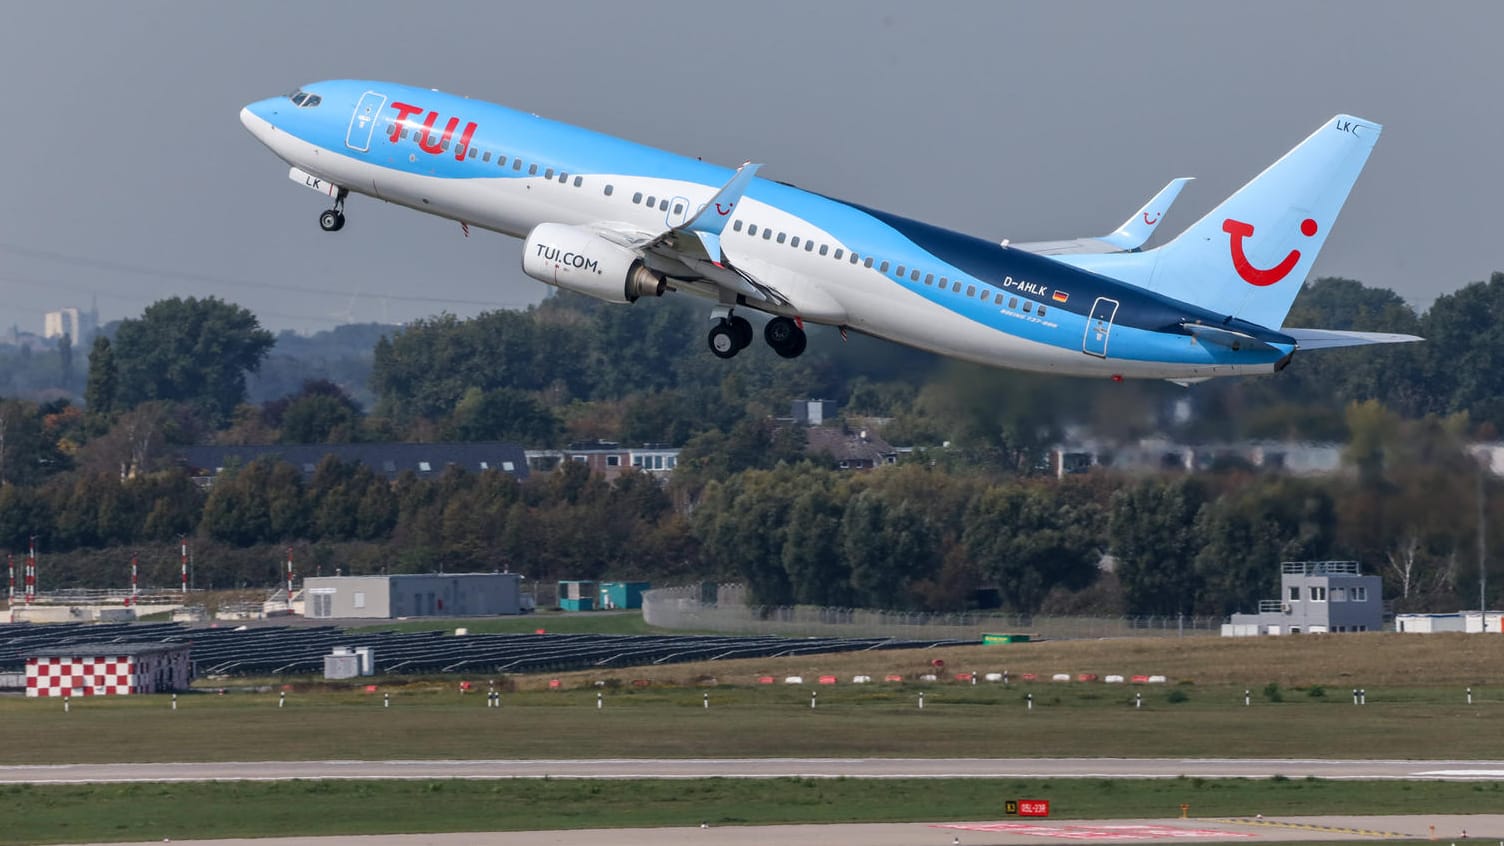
[240,82,1420,382]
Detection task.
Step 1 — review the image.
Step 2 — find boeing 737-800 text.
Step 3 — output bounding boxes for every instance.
[240,82,1418,382]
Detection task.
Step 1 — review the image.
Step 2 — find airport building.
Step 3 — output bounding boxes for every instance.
[302,573,524,619]
[1222,561,1384,636]
[25,643,191,697]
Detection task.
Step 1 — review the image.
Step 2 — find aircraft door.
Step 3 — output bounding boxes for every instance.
[346,91,387,153]
[1082,296,1119,358]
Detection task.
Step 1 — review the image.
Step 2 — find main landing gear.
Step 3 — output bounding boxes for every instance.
[705,313,807,360]
[318,189,349,232]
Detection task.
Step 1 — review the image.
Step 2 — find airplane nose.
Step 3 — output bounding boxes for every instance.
[240,99,279,144]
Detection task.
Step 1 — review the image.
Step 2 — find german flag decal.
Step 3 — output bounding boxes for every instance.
[1052,290,1070,303]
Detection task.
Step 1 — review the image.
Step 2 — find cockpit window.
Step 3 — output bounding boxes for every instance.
[287,90,321,108]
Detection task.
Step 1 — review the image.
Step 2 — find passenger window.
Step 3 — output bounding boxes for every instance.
[1038,306,1047,317]
[879,261,890,273]
[544,168,554,179]
[603,184,614,196]
[574,176,583,187]
[763,228,773,240]
[496,155,506,167]
[659,199,670,211]
[482,151,492,162]
[819,245,829,256]
[529,164,538,175]
[1009,297,1018,308]
[835,249,845,260]
[748,224,758,235]
[733,220,744,232]
[777,232,787,244]
[896,265,907,277]
[646,196,656,207]
[910,270,920,282]
[632,192,643,204]
[557,172,567,183]
[939,277,948,288]
[1023,301,1033,313]
[673,203,684,214]
[805,241,815,252]
[468,147,478,159]
[864,257,874,268]
[994,293,1004,305]
[513,159,522,171]
[952,281,962,292]
[966,285,976,297]
[791,236,801,248]
[924,274,934,285]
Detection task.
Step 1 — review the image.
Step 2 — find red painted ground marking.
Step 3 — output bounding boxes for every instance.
[933,823,1254,840]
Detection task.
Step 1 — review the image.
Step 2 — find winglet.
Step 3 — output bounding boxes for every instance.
[683,162,762,237]
[1099,177,1193,251]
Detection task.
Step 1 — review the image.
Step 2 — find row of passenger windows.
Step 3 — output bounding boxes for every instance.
[387,122,586,187]
[723,219,1047,316]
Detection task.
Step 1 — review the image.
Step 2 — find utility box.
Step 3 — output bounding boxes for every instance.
[558,580,596,611]
[324,650,360,679]
[598,581,650,610]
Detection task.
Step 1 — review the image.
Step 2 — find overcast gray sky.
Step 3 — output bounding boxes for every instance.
[2,1,1499,334]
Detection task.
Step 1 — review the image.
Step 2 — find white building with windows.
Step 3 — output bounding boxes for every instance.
[1222,561,1384,636]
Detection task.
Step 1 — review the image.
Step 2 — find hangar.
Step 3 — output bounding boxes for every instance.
[302,573,524,619]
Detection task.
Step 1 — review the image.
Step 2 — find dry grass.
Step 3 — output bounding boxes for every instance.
[514,632,1504,691]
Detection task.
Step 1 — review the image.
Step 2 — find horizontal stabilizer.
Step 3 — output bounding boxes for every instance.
[1019,177,1192,256]
[1283,327,1424,350]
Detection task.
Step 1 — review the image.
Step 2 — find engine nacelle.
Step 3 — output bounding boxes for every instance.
[521,223,665,304]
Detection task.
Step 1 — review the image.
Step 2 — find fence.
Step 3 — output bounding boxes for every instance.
[642,584,1223,641]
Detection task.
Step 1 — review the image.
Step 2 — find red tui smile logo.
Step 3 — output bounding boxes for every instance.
[1223,217,1317,287]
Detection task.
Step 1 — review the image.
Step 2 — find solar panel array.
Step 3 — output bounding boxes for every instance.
[0,622,968,677]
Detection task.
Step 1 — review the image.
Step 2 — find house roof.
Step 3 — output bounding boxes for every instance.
[28,643,189,659]
[804,426,898,466]
[178,442,530,481]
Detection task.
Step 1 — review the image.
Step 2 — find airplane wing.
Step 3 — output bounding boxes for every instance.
[1013,177,1193,256]
[591,162,793,306]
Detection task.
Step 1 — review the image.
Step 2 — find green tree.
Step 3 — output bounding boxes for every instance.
[112,297,275,421]
[964,483,1101,613]
[1108,478,1207,616]
[85,335,118,416]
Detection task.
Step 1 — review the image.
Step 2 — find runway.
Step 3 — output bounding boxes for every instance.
[61,815,1504,846]
[6,757,1504,783]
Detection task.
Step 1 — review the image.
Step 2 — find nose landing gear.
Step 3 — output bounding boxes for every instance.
[319,188,349,232]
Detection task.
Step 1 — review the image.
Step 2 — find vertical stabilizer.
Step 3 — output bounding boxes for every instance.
[1081,115,1380,328]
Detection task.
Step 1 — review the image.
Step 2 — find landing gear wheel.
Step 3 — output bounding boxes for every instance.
[764,316,808,359]
[319,210,346,232]
[708,321,741,359]
[728,315,754,350]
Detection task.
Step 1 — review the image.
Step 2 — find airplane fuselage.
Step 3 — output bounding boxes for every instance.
[242,80,1297,380]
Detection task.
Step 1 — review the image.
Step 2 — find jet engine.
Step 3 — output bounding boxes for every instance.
[521,223,665,304]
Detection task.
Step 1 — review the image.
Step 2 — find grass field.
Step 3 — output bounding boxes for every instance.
[3,672,1503,763]
[1,777,1497,845]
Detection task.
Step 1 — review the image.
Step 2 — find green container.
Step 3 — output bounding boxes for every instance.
[981,633,1031,644]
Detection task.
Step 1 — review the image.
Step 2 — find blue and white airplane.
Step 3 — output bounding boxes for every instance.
[241,82,1419,382]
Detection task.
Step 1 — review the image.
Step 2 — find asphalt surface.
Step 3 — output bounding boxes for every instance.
[61,815,1504,845]
[5,757,1504,783]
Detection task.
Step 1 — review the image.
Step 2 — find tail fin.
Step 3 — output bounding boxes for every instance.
[1079,115,1381,328]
